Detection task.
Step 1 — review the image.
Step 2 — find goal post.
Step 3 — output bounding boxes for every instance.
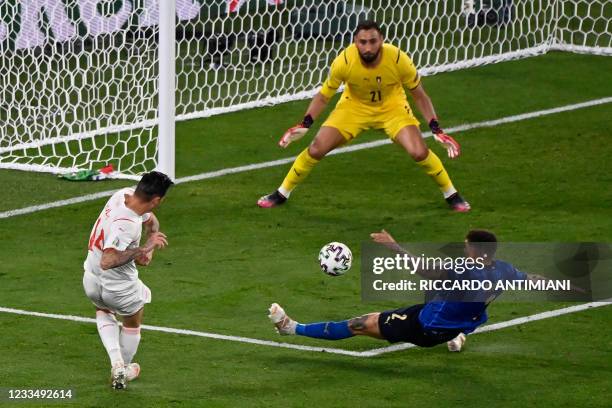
[0,0,609,180]
[158,0,176,181]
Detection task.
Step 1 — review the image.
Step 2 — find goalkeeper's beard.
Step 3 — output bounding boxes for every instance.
[359,48,381,64]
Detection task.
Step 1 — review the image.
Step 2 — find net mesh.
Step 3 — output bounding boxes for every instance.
[0,0,609,178]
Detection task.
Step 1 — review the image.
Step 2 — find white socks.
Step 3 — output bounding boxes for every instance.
[120,326,141,365]
[96,311,123,367]
[278,185,292,198]
[442,185,457,199]
[96,310,142,366]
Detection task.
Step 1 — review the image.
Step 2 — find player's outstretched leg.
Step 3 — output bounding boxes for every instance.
[268,303,297,335]
[257,127,345,208]
[268,303,383,340]
[395,126,470,212]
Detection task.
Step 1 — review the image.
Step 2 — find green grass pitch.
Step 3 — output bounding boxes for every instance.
[0,51,611,407]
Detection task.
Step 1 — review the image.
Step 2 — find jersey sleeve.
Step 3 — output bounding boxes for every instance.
[397,51,421,90]
[497,262,528,281]
[509,265,528,281]
[104,219,139,251]
[319,53,347,99]
[142,212,152,223]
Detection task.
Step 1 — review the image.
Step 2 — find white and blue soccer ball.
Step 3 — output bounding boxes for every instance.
[318,242,352,276]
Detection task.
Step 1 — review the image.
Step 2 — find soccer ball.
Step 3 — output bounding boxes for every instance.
[318,242,352,276]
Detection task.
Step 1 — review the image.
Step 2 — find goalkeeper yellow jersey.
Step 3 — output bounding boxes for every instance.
[319,43,421,110]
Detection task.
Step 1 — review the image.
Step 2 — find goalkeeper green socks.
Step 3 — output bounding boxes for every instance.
[279,148,319,197]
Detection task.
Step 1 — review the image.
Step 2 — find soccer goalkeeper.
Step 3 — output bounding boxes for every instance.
[258,20,470,212]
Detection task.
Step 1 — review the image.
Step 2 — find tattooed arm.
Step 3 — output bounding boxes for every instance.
[101,232,167,270]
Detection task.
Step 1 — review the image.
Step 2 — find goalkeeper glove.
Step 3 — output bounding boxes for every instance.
[429,118,460,159]
[278,114,314,148]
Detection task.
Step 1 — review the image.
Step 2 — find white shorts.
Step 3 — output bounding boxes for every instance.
[83,271,151,317]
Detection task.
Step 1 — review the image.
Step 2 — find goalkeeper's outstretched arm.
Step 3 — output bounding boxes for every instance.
[409,83,461,159]
[278,92,330,148]
[304,92,330,122]
[409,83,437,124]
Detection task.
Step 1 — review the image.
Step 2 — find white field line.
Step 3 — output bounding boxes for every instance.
[0,306,363,357]
[1,300,610,358]
[1,96,611,220]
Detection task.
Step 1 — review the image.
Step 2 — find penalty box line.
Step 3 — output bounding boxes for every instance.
[1,96,611,220]
[1,301,610,358]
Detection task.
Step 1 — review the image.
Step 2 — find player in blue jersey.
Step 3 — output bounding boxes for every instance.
[268,229,544,352]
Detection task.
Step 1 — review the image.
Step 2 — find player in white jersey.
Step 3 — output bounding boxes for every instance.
[83,171,173,389]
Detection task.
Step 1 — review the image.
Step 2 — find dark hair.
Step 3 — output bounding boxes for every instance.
[466,229,498,258]
[135,171,174,201]
[354,20,383,36]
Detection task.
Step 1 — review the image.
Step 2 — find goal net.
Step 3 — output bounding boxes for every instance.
[0,0,609,179]
[555,0,612,55]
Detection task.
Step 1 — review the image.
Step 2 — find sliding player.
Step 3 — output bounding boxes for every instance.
[258,20,470,212]
[83,171,173,389]
[268,229,547,351]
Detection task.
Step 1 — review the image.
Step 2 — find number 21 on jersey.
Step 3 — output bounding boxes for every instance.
[370,76,382,102]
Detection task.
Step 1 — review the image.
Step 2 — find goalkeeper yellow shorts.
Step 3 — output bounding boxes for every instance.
[322,99,420,141]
